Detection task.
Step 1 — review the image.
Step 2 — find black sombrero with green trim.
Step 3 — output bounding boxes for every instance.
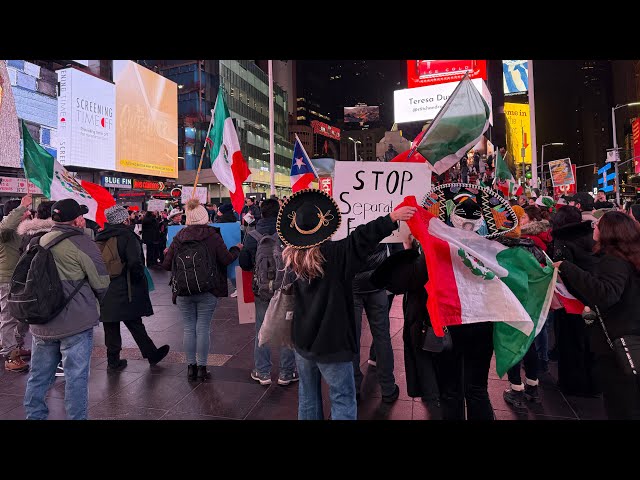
[277,189,341,249]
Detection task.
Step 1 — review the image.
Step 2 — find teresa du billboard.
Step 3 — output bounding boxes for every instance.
[113,60,178,178]
[57,68,116,170]
[407,60,487,88]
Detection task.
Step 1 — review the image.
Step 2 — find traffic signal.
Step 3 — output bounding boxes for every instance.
[525,164,532,179]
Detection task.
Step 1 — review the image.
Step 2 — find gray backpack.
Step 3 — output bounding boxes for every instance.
[248,230,285,301]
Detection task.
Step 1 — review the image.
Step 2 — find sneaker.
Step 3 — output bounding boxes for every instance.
[230,290,238,298]
[367,359,377,367]
[55,363,64,377]
[251,369,272,386]
[4,355,29,373]
[524,384,542,404]
[503,387,527,412]
[381,384,400,404]
[277,371,299,386]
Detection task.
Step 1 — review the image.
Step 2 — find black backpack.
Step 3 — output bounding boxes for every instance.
[8,231,86,325]
[171,239,217,296]
[248,230,286,301]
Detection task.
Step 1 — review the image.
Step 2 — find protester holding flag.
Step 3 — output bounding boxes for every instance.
[556,212,640,419]
[548,206,599,396]
[277,189,416,420]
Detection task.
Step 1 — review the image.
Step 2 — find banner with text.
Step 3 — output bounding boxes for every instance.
[181,186,208,204]
[504,102,532,165]
[333,162,431,242]
[548,158,574,187]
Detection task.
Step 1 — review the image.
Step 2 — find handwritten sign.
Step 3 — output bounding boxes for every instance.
[146,199,166,212]
[548,158,574,187]
[333,162,431,242]
[181,186,208,204]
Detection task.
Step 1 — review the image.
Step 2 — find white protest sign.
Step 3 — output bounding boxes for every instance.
[147,199,166,212]
[182,186,208,204]
[333,162,431,242]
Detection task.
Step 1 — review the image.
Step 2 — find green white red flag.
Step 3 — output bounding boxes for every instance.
[207,89,251,215]
[493,150,523,197]
[397,195,556,377]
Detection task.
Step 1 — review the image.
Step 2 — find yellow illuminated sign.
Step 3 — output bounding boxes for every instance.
[504,103,532,165]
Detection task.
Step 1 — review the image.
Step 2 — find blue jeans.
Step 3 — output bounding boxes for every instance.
[294,351,356,420]
[254,297,296,375]
[177,293,218,366]
[352,290,396,397]
[24,328,93,420]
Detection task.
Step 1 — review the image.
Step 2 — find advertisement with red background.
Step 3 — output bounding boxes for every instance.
[407,60,487,88]
[633,118,640,174]
[319,177,332,197]
[553,164,577,197]
[311,120,340,140]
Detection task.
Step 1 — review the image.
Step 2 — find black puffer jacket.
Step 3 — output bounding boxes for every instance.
[352,244,389,294]
[550,220,595,264]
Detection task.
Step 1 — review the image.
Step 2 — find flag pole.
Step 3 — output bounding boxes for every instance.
[192,106,216,200]
[268,60,276,196]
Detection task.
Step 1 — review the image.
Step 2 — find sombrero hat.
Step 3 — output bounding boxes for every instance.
[277,189,341,249]
[422,183,518,238]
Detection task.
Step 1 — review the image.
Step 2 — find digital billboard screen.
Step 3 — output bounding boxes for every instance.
[113,60,178,178]
[343,105,380,124]
[407,60,487,88]
[503,60,529,95]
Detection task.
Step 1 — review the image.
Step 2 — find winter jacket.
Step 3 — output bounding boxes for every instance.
[0,206,27,283]
[352,244,390,294]
[95,223,153,322]
[560,253,640,354]
[241,204,261,225]
[371,247,440,400]
[32,225,110,340]
[549,220,595,265]
[216,212,238,224]
[239,217,278,271]
[292,214,398,363]
[141,216,159,243]
[497,236,547,266]
[521,219,552,252]
[162,224,239,297]
[18,217,55,256]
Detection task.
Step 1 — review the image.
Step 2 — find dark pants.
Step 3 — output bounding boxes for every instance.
[144,242,159,267]
[368,293,394,362]
[593,353,640,420]
[556,310,598,396]
[158,238,166,263]
[352,290,396,397]
[103,318,157,364]
[435,322,495,420]
[507,342,539,385]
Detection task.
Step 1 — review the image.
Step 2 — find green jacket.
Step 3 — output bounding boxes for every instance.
[0,206,27,283]
[30,225,111,340]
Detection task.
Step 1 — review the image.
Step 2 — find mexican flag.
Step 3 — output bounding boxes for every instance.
[22,121,115,227]
[551,277,585,315]
[414,75,490,175]
[207,89,251,215]
[493,150,523,197]
[398,195,556,377]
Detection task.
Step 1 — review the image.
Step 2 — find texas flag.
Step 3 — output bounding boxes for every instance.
[290,134,319,193]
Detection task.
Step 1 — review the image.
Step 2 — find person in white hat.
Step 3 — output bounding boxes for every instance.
[167,208,183,226]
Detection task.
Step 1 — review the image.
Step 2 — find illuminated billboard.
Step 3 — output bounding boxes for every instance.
[57,67,116,170]
[113,60,178,178]
[394,78,493,125]
[504,102,532,165]
[407,60,487,88]
[344,105,380,124]
[503,60,529,95]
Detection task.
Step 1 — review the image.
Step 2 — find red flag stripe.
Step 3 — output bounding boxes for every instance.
[230,150,251,215]
[292,172,317,193]
[80,180,116,228]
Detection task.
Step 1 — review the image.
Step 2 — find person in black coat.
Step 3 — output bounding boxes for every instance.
[371,242,442,418]
[556,211,640,419]
[96,206,169,370]
[216,203,238,223]
[549,206,599,396]
[141,211,160,267]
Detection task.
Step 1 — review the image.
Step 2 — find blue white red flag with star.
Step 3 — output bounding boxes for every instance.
[290,134,319,192]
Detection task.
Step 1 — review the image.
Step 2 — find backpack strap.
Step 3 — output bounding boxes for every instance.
[248,229,263,242]
[42,231,82,250]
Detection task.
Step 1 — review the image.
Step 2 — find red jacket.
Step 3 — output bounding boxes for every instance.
[521,220,552,252]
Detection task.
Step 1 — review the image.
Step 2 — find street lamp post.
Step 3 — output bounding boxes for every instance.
[540,142,565,195]
[348,137,362,161]
[611,102,640,205]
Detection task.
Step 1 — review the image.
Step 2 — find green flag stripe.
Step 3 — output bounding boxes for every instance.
[208,89,230,162]
[21,120,53,198]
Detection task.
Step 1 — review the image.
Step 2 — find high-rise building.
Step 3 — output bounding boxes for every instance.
[148,60,294,198]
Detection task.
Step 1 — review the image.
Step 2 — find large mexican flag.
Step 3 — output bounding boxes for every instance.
[398,195,556,377]
[493,150,523,197]
[22,121,115,227]
[207,89,251,215]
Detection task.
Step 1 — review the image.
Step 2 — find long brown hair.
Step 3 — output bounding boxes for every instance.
[282,245,326,280]
[595,211,640,270]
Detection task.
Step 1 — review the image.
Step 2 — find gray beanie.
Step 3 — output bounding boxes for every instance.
[105,205,129,225]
